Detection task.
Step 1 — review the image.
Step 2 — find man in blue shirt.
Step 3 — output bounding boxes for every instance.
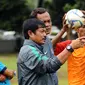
[0,62,15,85]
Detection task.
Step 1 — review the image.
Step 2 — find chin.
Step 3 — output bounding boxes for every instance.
[42,42,45,44]
[37,42,45,45]
[46,31,50,35]
[41,41,45,44]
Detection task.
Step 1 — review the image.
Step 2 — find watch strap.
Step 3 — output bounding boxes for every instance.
[66,45,74,52]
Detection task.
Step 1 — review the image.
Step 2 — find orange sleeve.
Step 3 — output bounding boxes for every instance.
[54,40,71,55]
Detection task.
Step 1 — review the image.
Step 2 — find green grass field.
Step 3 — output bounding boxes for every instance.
[58,62,68,85]
[0,53,68,85]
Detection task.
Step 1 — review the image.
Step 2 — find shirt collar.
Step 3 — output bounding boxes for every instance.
[23,39,43,52]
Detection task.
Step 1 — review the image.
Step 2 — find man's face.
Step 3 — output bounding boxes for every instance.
[29,27,46,45]
[37,12,52,35]
[77,26,85,37]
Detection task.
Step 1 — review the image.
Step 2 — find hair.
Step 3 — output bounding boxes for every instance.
[29,8,48,18]
[22,18,46,39]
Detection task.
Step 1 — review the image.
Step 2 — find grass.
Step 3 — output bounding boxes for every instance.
[58,62,68,85]
[0,53,68,85]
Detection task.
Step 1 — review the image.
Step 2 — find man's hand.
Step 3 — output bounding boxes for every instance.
[62,13,68,32]
[81,10,85,15]
[0,74,6,82]
[70,36,85,49]
[4,69,16,80]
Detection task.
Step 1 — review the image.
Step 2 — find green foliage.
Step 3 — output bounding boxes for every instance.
[75,0,85,10]
[63,0,85,12]
[63,4,74,12]
[0,0,31,33]
[27,0,38,9]
[1,0,85,33]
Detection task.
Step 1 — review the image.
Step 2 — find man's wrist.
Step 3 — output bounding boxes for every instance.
[66,45,74,52]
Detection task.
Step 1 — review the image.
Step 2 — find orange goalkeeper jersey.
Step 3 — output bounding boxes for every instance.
[68,46,85,85]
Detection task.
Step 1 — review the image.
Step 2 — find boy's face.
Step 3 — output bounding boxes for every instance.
[37,12,52,35]
[77,26,85,37]
[29,27,46,45]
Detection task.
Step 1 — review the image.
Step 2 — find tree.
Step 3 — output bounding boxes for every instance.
[38,0,44,7]
[0,0,31,33]
[64,0,85,12]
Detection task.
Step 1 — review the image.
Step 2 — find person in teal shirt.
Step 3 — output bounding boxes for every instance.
[0,62,15,85]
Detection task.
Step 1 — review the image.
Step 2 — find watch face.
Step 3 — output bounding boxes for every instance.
[66,45,74,52]
[67,45,71,49]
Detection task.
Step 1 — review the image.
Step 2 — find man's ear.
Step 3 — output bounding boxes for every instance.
[28,30,34,38]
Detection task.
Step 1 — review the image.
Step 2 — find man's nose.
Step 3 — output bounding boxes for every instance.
[43,32,46,36]
[45,22,50,26]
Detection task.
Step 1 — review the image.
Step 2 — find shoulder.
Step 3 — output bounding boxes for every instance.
[18,45,38,63]
[0,62,6,69]
[19,45,38,57]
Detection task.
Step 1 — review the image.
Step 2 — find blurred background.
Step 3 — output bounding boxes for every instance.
[0,0,85,85]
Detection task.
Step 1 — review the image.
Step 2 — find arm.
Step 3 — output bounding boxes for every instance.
[0,69,15,81]
[54,40,71,55]
[57,37,85,64]
[52,27,67,48]
[0,74,6,81]
[24,37,85,74]
[0,62,15,80]
[3,69,15,79]
[52,14,68,48]
[81,10,85,15]
[23,45,62,75]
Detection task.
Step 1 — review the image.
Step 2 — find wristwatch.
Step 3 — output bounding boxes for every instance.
[66,45,74,52]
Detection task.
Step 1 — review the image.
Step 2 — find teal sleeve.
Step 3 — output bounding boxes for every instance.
[0,62,7,73]
[24,46,61,75]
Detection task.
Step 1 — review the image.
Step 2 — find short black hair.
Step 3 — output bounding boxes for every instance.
[23,18,46,39]
[29,8,47,18]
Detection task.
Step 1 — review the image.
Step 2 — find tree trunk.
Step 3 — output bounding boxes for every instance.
[38,0,44,7]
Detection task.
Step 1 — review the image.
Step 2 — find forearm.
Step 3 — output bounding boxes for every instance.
[57,48,71,64]
[52,28,66,48]
[0,69,15,81]
[34,56,62,74]
[56,37,85,64]
[4,69,15,79]
[54,40,71,55]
